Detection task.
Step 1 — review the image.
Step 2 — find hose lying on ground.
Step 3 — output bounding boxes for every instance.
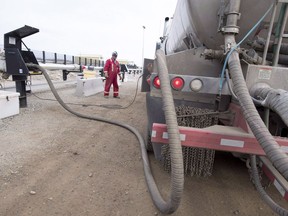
[30,74,143,110]
[26,62,183,214]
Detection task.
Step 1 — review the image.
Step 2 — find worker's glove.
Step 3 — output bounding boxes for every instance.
[104,71,108,78]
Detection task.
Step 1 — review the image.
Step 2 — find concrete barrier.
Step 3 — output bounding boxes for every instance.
[75,77,104,97]
[0,90,20,119]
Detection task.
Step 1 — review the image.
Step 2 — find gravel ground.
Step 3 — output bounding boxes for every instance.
[0,72,288,216]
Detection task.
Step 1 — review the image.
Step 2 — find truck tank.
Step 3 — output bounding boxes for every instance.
[165,0,275,54]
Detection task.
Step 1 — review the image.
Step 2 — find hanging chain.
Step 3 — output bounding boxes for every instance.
[161,105,219,177]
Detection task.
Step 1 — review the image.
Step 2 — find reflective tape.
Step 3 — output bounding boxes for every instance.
[162,132,186,141]
[220,139,244,148]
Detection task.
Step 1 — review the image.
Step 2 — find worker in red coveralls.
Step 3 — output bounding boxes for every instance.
[103,51,121,98]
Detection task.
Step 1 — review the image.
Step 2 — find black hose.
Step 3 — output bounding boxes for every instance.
[227,50,288,180]
[266,53,288,66]
[248,37,288,56]
[250,155,288,216]
[26,63,183,214]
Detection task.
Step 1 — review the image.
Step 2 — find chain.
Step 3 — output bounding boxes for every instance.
[161,105,219,177]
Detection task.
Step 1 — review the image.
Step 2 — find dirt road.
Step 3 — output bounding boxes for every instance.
[0,74,287,216]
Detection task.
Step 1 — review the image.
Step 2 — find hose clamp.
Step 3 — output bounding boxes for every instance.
[222,26,240,34]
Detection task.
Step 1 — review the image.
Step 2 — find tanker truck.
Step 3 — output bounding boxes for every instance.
[141,0,288,214]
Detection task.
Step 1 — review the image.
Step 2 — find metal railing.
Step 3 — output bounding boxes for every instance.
[32,49,105,67]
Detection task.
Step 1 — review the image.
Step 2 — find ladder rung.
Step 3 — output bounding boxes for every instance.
[282,34,288,38]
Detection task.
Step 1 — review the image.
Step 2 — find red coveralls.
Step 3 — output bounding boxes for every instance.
[103,58,120,97]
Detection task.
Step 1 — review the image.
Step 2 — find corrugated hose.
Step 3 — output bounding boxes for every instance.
[26,61,183,214]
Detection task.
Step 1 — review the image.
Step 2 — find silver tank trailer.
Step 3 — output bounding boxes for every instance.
[165,0,275,54]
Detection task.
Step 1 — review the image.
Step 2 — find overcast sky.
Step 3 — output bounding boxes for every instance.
[0,0,177,66]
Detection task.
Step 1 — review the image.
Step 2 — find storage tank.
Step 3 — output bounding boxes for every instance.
[165,0,275,54]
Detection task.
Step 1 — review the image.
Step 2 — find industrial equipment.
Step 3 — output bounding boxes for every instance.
[3,1,288,214]
[0,25,105,107]
[142,0,288,214]
[3,25,40,107]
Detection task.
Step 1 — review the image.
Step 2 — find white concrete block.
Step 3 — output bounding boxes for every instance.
[75,77,104,97]
[0,90,20,119]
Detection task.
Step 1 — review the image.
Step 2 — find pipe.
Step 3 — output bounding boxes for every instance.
[262,3,278,65]
[39,63,81,71]
[266,53,288,65]
[219,2,274,94]
[250,155,288,216]
[26,63,182,214]
[273,4,288,66]
[224,0,241,34]
[248,38,288,56]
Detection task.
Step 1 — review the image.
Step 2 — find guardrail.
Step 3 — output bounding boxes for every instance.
[0,44,143,75]
[32,49,105,67]
[32,50,142,74]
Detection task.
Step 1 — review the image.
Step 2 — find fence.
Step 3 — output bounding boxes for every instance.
[32,49,105,67]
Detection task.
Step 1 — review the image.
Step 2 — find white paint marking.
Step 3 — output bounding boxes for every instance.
[162,132,186,141]
[180,134,186,141]
[163,132,168,139]
[220,139,244,148]
[151,130,156,138]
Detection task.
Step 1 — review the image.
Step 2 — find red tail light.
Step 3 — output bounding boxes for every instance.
[171,77,184,90]
[153,76,161,89]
